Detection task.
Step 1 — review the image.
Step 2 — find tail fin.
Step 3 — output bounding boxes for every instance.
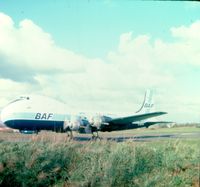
[136,89,154,114]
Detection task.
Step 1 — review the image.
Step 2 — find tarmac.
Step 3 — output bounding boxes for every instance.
[73,131,200,142]
[0,127,200,143]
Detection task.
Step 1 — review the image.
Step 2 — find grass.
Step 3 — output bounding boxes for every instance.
[0,128,199,187]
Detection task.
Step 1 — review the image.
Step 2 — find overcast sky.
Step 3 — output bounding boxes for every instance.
[1,1,200,123]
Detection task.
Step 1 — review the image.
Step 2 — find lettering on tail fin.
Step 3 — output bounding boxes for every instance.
[136,90,154,114]
[144,103,154,108]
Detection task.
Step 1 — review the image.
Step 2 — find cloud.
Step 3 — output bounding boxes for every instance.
[0,54,37,83]
[1,12,200,122]
[108,32,173,88]
[154,21,200,66]
[171,20,200,40]
[0,78,36,107]
[0,12,89,82]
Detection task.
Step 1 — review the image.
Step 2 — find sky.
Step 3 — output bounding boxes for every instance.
[1,1,200,123]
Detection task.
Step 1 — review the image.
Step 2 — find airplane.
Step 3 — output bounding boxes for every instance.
[0,90,168,139]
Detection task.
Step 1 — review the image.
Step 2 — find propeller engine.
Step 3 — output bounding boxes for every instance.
[89,114,107,130]
[64,115,84,131]
[70,115,84,130]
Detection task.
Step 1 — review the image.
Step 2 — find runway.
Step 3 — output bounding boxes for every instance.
[73,131,200,142]
[0,127,200,143]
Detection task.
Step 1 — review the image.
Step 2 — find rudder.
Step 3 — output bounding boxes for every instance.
[136,89,154,114]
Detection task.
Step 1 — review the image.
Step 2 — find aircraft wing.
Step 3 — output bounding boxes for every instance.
[109,112,167,125]
[144,121,172,126]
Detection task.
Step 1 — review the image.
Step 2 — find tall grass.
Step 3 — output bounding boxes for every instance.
[0,139,199,187]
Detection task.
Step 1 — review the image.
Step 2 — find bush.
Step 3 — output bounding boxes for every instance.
[0,140,198,187]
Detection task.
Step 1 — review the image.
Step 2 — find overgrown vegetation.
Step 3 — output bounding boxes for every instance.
[0,138,199,187]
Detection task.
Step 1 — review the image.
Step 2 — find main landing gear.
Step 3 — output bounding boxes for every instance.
[64,127,73,140]
[91,128,101,140]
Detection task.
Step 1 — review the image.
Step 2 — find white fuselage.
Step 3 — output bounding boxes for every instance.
[0,95,79,132]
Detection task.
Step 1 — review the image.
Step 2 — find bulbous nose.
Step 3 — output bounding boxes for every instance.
[0,106,15,128]
[1,107,8,124]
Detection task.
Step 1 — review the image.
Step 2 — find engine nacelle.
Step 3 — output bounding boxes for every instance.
[71,115,84,130]
[64,115,83,131]
[89,114,106,129]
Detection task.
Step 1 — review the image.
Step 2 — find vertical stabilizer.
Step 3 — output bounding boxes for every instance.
[136,90,154,114]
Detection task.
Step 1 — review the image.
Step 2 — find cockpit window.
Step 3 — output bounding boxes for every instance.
[20,96,30,100]
[6,96,30,106]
